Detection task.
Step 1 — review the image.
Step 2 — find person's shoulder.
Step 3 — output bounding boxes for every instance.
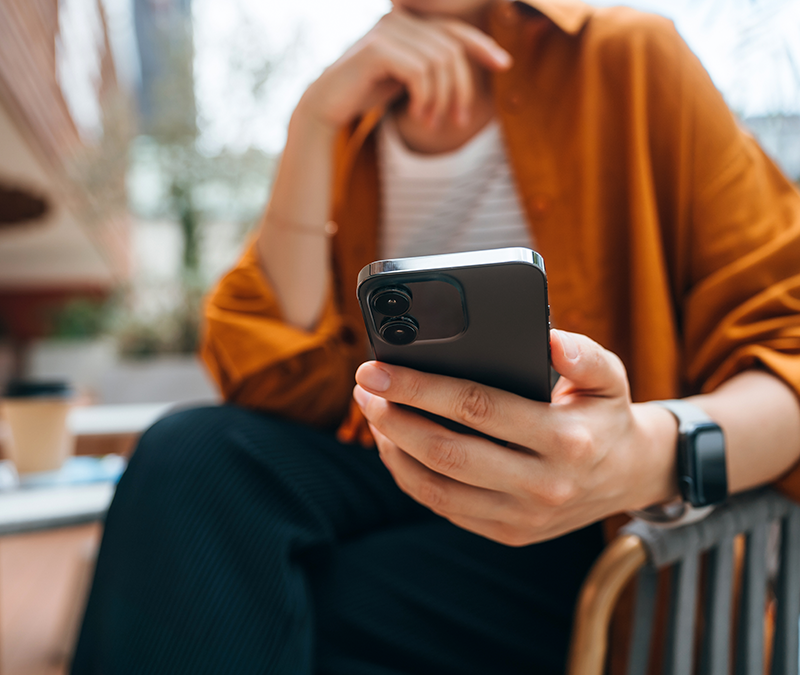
[580,5,688,65]
[569,5,700,95]
[584,5,678,42]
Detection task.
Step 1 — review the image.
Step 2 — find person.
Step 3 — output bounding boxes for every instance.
[72,0,800,673]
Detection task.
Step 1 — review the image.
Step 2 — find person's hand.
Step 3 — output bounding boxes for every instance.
[352,329,680,546]
[299,9,512,132]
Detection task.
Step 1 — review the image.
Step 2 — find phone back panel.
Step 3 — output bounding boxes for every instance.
[357,249,551,402]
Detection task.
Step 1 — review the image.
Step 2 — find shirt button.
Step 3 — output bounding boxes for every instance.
[503,93,522,113]
[528,194,550,218]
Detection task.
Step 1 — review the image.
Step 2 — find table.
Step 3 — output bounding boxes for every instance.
[69,402,178,457]
[0,401,199,672]
[0,482,117,536]
[0,401,180,536]
[68,402,176,437]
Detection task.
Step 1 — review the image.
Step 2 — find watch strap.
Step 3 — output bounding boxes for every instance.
[631,400,727,523]
[653,399,728,507]
[653,399,715,431]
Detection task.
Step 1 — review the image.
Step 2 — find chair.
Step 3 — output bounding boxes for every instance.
[567,489,800,675]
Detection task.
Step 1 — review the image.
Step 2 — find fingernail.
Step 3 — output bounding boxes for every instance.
[353,386,372,409]
[557,330,579,361]
[357,363,391,392]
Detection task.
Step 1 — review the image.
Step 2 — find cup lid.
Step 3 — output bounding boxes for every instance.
[3,380,75,399]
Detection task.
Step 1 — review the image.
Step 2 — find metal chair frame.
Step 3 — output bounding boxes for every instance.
[567,489,800,675]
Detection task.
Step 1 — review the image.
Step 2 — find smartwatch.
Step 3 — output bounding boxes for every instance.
[652,399,728,508]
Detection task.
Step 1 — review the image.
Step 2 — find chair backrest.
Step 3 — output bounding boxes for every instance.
[567,489,800,675]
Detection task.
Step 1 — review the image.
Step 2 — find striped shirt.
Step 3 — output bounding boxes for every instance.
[377,116,533,260]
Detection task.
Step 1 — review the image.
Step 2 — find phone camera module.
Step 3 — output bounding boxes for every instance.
[372,287,412,317]
[380,316,419,346]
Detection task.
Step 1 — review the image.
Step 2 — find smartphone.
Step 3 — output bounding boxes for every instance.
[356,247,551,404]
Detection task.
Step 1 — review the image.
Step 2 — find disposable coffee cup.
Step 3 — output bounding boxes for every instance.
[1,380,76,474]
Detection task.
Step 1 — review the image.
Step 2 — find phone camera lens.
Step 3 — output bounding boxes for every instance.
[380,316,418,346]
[372,287,412,317]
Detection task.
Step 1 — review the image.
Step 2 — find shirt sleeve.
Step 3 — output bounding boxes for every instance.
[199,239,366,429]
[671,28,800,499]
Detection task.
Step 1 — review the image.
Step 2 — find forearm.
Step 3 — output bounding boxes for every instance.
[257,98,338,331]
[690,370,800,494]
[637,370,800,509]
[256,11,513,332]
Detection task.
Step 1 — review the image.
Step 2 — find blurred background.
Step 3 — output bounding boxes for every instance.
[0,0,798,405]
[0,0,797,673]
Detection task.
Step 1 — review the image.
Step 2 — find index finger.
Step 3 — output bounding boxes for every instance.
[438,20,512,71]
[354,361,557,449]
[354,383,530,494]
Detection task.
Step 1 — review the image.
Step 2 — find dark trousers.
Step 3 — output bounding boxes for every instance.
[72,405,604,675]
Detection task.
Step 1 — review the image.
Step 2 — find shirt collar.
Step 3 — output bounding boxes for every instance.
[509,0,593,35]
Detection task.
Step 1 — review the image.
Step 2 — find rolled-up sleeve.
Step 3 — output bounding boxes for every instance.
[675,38,800,498]
[200,240,365,429]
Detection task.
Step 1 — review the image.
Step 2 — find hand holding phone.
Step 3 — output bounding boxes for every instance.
[352,324,675,547]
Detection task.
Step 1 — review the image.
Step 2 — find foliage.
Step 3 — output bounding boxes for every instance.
[112,4,276,359]
[67,90,136,232]
[114,297,201,358]
[63,3,276,358]
[110,272,206,358]
[49,297,119,341]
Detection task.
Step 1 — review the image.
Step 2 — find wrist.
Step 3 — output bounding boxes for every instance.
[629,402,681,510]
[291,92,342,143]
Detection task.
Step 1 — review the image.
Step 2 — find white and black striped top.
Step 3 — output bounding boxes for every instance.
[377,116,533,260]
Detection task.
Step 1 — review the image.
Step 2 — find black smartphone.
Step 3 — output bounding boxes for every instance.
[356,247,551,404]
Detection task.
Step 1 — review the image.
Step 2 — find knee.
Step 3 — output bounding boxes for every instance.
[133,405,219,466]
[124,405,299,498]
[123,406,246,500]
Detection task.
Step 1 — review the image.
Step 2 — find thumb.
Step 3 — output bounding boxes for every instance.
[550,329,629,399]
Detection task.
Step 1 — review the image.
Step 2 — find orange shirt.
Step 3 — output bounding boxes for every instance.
[201,2,800,670]
[202,0,800,499]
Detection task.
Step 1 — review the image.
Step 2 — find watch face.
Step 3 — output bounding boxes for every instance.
[693,424,727,505]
